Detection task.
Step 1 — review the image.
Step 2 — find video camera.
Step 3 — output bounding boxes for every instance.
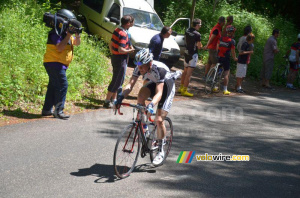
[43,12,83,35]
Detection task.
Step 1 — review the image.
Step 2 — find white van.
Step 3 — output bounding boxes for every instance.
[79,0,190,65]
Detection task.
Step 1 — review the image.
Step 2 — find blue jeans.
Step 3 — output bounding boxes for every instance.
[42,64,68,114]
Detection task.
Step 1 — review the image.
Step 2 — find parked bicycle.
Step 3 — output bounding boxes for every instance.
[113,103,173,179]
[204,63,224,94]
[276,56,300,87]
[276,56,290,83]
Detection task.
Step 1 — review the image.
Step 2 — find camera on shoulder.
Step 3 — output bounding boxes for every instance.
[43,12,83,35]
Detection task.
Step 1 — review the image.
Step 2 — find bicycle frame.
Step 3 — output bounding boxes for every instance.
[117,103,155,156]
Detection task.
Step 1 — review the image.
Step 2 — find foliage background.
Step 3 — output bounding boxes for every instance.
[0,0,110,110]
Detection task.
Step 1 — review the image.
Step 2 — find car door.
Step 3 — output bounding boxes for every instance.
[80,0,105,35]
[101,3,121,43]
[170,18,190,55]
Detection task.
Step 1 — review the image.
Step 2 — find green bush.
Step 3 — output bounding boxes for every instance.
[0,0,111,109]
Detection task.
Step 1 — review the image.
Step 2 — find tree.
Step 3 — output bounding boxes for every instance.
[190,0,196,26]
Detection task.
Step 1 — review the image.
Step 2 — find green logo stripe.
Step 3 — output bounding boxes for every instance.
[176,151,184,163]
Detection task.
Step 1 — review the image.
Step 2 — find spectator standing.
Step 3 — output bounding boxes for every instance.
[285,34,300,90]
[237,25,253,53]
[261,29,280,89]
[104,15,135,108]
[204,16,225,78]
[179,18,203,97]
[235,33,255,93]
[221,16,234,36]
[216,25,238,95]
[42,9,81,119]
[148,26,172,61]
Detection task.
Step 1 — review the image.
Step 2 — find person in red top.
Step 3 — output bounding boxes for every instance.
[103,15,135,108]
[217,25,238,95]
[204,16,225,78]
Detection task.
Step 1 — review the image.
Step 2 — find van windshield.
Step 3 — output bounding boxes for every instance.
[124,8,163,31]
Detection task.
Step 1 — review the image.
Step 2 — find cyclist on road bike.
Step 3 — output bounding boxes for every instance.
[115,48,181,165]
[285,34,300,90]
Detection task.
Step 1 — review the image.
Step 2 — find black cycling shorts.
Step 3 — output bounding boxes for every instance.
[218,57,230,71]
[144,78,175,112]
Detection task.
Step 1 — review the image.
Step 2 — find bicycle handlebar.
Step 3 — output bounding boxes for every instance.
[116,103,155,122]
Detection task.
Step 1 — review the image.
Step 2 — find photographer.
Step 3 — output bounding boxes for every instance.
[42,9,81,119]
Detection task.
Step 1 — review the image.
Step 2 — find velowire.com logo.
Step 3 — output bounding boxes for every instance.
[176,151,196,163]
[176,151,250,163]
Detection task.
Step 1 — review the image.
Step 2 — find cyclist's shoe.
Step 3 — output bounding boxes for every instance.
[223,90,231,95]
[212,87,219,92]
[181,87,194,97]
[103,101,113,108]
[286,85,297,90]
[152,151,165,166]
[177,85,183,93]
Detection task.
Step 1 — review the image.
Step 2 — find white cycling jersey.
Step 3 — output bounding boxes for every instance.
[133,60,175,83]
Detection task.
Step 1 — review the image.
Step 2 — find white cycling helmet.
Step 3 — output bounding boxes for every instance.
[134,48,153,66]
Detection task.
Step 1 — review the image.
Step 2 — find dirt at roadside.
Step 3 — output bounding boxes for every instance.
[0,59,291,127]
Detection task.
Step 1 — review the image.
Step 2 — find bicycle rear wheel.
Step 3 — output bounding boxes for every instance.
[205,68,216,94]
[113,123,140,179]
[150,117,173,166]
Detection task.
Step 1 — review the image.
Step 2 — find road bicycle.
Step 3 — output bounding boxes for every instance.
[276,56,290,83]
[113,103,173,179]
[204,63,224,94]
[276,56,300,87]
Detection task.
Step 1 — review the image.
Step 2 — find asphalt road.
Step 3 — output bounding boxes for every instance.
[1,91,300,198]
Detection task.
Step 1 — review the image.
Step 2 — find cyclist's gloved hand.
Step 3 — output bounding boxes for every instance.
[146,102,154,114]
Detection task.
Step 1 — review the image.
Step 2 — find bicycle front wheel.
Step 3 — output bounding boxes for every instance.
[113,123,140,179]
[205,68,216,94]
[150,117,173,166]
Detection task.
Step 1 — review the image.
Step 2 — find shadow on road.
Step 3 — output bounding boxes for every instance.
[70,163,118,183]
[2,109,42,119]
[70,163,157,183]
